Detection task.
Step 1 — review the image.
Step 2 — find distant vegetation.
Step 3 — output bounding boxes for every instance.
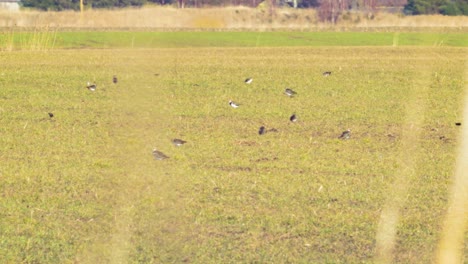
[20,0,149,11]
[19,0,468,23]
[404,0,468,15]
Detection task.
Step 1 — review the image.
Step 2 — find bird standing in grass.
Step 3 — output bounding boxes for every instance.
[113,75,118,84]
[48,112,54,118]
[338,129,351,140]
[284,88,297,97]
[323,71,332,77]
[290,114,297,122]
[86,82,96,91]
[152,148,169,160]
[172,138,187,146]
[259,126,266,135]
[245,78,253,84]
[229,100,240,108]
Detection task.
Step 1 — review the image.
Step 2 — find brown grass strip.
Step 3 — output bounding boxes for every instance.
[0,7,467,30]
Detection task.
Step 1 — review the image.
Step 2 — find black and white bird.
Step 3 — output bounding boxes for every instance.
[152,148,169,160]
[86,82,96,91]
[323,71,332,77]
[113,75,118,84]
[290,114,297,122]
[259,126,266,135]
[48,112,54,118]
[245,78,253,84]
[338,129,351,140]
[172,138,187,146]
[229,100,240,108]
[284,88,297,97]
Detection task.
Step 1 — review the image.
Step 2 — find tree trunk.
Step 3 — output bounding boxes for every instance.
[178,0,185,8]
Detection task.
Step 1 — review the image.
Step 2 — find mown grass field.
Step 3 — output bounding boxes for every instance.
[0,31,467,50]
[0,32,466,263]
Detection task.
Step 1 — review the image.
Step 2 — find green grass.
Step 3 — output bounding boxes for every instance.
[0,35,466,263]
[0,31,467,50]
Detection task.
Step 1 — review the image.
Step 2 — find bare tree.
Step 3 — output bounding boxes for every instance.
[317,0,349,23]
[363,0,377,18]
[269,0,277,18]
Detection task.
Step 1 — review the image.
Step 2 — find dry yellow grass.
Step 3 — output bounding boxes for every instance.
[0,6,467,30]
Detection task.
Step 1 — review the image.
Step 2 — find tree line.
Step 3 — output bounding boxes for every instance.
[404,0,467,16]
[20,0,467,16]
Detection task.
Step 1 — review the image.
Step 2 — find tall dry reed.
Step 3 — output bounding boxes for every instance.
[0,6,466,30]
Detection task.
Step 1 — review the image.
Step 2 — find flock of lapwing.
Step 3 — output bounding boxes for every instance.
[152,70,356,160]
[46,71,460,161]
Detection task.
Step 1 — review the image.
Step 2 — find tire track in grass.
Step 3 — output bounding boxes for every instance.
[106,79,169,264]
[436,56,468,263]
[374,69,431,263]
[76,59,174,262]
[76,80,149,264]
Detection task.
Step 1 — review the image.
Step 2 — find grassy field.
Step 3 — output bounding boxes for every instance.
[1,31,468,50]
[0,32,466,263]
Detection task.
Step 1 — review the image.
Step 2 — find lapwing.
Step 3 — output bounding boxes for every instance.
[86,82,96,91]
[245,78,253,84]
[338,129,351,140]
[284,88,297,97]
[172,138,187,146]
[290,114,297,122]
[259,126,266,135]
[323,71,332,77]
[229,100,240,108]
[48,112,54,118]
[113,75,118,84]
[152,148,169,160]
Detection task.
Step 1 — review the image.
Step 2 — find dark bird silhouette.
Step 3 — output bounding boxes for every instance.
[48,112,54,118]
[455,122,462,126]
[152,148,169,160]
[172,138,187,146]
[323,71,332,77]
[290,114,297,122]
[338,129,351,140]
[284,88,297,97]
[86,82,96,91]
[259,126,266,135]
[245,78,253,84]
[113,75,118,84]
